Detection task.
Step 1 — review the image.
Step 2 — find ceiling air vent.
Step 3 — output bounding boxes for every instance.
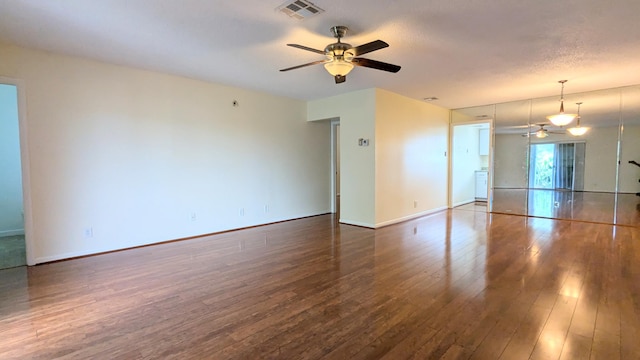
[276,0,324,20]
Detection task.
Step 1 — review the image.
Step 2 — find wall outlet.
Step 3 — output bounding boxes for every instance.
[264,205,269,213]
[190,212,197,221]
[414,200,418,208]
[239,208,244,216]
[83,227,93,238]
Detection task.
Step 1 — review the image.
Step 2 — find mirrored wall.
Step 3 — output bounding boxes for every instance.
[452,85,640,227]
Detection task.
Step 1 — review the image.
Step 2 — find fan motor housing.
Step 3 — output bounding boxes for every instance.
[325,42,353,59]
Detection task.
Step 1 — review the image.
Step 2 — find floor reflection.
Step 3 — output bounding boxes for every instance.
[527,190,616,223]
[492,188,528,215]
[616,193,640,226]
[492,188,640,226]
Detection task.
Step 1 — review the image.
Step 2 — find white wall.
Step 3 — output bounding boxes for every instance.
[452,125,482,206]
[577,127,619,192]
[308,89,376,227]
[0,84,24,236]
[374,89,449,226]
[619,124,640,193]
[0,43,331,263]
[494,134,529,188]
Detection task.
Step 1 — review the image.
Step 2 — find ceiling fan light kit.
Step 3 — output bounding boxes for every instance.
[546,80,578,127]
[323,29,355,77]
[524,123,563,138]
[324,60,354,76]
[280,25,401,84]
[536,129,549,138]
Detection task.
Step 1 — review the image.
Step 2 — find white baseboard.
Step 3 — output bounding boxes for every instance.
[35,211,332,264]
[339,207,449,229]
[35,250,94,264]
[339,219,376,228]
[452,199,476,208]
[0,229,25,237]
[374,206,448,228]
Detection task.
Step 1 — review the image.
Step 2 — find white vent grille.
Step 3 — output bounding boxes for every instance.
[276,0,324,20]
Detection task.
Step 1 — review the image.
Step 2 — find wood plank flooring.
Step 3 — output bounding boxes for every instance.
[1,209,639,359]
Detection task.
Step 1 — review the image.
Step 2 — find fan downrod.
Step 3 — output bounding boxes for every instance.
[330,26,348,40]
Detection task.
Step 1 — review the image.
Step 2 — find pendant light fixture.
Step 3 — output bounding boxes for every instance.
[546,80,577,127]
[567,102,589,136]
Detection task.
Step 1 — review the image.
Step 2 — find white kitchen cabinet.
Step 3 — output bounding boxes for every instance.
[475,171,488,200]
[479,128,489,155]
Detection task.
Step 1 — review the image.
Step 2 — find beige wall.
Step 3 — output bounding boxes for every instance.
[374,89,449,226]
[1,43,331,263]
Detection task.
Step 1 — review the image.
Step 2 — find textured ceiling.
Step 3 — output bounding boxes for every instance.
[1,0,640,109]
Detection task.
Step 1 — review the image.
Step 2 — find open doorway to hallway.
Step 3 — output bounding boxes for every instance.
[0,83,26,269]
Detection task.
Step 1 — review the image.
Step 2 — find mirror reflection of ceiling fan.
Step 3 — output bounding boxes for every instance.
[522,124,565,138]
[280,26,401,84]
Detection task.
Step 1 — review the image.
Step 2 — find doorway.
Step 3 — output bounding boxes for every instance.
[450,121,492,209]
[0,83,26,269]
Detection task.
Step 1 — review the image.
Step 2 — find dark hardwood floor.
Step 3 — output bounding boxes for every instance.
[1,209,639,359]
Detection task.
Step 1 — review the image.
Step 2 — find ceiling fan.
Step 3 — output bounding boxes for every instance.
[280,26,401,84]
[522,124,564,138]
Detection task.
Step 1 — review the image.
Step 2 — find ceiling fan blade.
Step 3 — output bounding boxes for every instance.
[335,75,346,84]
[352,40,389,56]
[287,44,326,55]
[280,60,326,72]
[352,58,401,73]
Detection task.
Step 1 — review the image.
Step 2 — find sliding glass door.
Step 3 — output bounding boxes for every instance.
[529,142,585,191]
